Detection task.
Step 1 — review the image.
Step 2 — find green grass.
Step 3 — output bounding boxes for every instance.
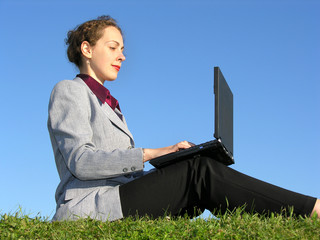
[1,209,319,239]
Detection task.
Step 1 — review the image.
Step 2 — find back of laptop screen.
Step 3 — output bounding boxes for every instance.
[214,67,233,157]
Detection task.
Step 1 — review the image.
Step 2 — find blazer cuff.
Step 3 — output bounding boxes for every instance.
[120,147,144,174]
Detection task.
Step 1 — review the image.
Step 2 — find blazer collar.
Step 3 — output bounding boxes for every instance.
[73,77,134,140]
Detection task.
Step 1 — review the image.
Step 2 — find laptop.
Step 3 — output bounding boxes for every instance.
[149,66,234,168]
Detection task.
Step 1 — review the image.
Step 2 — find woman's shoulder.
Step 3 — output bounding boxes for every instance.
[49,78,91,106]
[53,77,86,90]
[51,78,88,95]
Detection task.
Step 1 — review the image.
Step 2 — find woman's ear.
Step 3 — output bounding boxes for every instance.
[81,41,92,59]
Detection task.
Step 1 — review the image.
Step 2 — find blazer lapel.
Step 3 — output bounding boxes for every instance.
[101,103,134,140]
[74,77,134,141]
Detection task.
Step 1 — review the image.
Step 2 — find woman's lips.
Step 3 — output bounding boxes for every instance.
[112,65,120,71]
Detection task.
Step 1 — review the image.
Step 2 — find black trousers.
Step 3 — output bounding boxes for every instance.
[119,156,316,218]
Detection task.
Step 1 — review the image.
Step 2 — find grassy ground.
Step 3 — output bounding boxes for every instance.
[1,209,319,239]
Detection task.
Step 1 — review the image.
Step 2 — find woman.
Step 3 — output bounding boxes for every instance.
[48,16,319,221]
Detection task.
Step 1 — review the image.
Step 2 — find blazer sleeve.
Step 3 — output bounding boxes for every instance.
[48,80,144,181]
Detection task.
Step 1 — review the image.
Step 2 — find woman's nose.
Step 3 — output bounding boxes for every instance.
[118,52,126,62]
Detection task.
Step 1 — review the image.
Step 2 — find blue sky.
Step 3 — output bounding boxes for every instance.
[1,0,319,219]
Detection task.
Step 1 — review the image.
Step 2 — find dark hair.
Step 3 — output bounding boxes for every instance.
[65,15,123,68]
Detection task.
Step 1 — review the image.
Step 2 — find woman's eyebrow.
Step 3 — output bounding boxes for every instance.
[106,40,121,46]
[106,40,124,50]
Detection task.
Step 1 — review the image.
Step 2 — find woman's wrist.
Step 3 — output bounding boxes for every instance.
[142,148,153,162]
[142,148,146,162]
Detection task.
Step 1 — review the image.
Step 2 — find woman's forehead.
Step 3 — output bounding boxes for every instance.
[101,27,124,44]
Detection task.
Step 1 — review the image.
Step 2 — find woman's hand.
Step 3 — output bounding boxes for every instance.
[143,141,195,162]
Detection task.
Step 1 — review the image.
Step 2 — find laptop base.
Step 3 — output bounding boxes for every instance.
[149,140,234,169]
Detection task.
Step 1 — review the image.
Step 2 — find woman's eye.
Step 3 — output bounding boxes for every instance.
[109,47,116,50]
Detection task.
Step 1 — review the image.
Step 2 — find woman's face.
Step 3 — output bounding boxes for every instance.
[84,26,126,84]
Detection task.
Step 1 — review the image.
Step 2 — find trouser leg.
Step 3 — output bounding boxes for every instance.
[119,156,316,218]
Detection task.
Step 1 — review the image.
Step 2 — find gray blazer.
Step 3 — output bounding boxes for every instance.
[48,77,146,221]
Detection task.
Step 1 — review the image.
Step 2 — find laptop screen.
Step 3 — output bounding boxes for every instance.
[214,67,233,157]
